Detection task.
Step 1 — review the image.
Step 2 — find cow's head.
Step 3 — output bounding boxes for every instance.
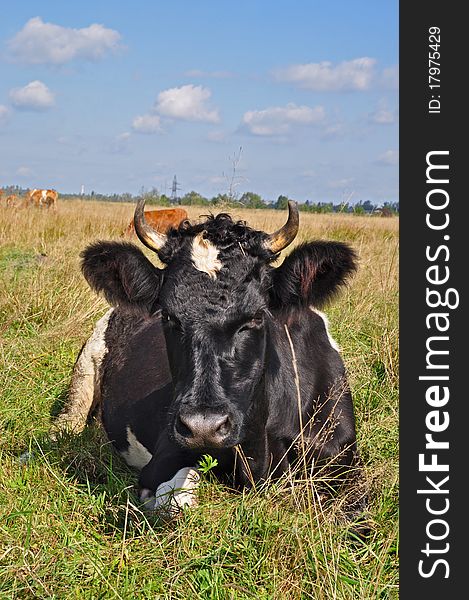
[82,200,357,450]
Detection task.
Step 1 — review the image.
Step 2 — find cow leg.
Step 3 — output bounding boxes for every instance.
[140,467,200,516]
[138,433,199,514]
[51,309,113,437]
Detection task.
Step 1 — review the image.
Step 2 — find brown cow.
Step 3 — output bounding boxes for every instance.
[29,188,58,209]
[43,189,58,209]
[122,207,188,237]
[6,194,20,207]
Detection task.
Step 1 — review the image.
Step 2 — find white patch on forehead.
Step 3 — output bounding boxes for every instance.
[139,467,200,515]
[41,190,47,200]
[310,307,341,352]
[121,426,153,469]
[191,232,222,279]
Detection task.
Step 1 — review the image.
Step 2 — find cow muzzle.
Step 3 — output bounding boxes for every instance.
[175,409,235,449]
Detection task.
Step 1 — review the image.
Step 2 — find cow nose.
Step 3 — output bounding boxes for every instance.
[177,411,232,448]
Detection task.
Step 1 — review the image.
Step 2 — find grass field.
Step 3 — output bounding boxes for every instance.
[0,200,398,599]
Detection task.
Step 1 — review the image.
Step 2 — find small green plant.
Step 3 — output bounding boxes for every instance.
[198,454,219,475]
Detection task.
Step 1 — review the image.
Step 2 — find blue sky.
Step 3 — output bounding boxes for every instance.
[0,1,398,204]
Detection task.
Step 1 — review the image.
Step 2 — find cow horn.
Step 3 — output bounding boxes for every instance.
[133,198,168,252]
[263,200,299,253]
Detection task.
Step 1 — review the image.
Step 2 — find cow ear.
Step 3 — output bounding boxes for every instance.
[270,241,357,309]
[81,242,163,315]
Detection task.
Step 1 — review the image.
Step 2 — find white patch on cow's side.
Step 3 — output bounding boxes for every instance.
[51,308,114,437]
[121,426,153,470]
[139,467,200,515]
[310,307,341,352]
[191,232,222,279]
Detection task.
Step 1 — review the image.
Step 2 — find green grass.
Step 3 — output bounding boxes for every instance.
[0,201,398,598]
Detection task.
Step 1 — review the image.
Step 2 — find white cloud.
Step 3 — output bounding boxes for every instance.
[241,103,325,136]
[132,114,162,134]
[376,150,399,166]
[274,58,377,91]
[155,84,220,123]
[9,80,55,110]
[369,100,397,124]
[7,16,122,65]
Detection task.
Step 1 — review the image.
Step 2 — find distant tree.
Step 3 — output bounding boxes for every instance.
[211,193,232,207]
[140,186,161,205]
[316,202,333,213]
[275,195,290,210]
[120,192,133,203]
[158,194,171,206]
[362,200,376,213]
[181,191,210,206]
[239,191,265,209]
[298,200,315,212]
[335,202,351,213]
[353,202,366,215]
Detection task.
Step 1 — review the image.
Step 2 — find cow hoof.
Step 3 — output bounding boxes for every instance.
[139,467,200,517]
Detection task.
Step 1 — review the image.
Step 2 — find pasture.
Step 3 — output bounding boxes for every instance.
[0,201,398,599]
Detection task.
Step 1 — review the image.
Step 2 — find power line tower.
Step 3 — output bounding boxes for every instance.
[170,175,181,204]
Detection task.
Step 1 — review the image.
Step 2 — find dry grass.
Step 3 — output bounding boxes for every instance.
[0,199,398,599]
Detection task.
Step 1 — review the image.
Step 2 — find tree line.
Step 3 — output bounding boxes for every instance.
[1,185,399,215]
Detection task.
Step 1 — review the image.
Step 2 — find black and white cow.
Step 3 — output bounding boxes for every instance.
[55,200,365,516]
